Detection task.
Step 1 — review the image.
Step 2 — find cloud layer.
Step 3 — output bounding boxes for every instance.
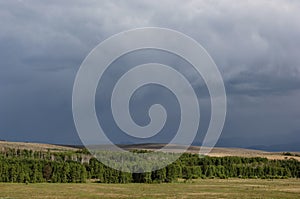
[0,0,299,148]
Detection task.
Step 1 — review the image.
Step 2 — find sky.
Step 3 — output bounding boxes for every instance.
[0,0,300,150]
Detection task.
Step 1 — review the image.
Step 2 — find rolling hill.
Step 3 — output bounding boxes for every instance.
[1,141,299,161]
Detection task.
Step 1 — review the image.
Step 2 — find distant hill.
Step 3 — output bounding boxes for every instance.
[248,142,300,152]
[1,141,299,161]
[121,143,300,161]
[0,141,78,152]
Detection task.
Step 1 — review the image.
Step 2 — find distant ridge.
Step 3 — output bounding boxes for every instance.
[0,140,78,152]
[120,143,300,161]
[248,142,300,152]
[0,141,299,161]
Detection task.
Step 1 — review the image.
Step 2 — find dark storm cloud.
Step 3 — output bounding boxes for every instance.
[0,0,299,148]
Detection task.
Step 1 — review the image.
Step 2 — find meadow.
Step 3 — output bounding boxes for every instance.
[0,179,299,199]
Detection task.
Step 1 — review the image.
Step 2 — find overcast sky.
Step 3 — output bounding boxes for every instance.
[0,0,300,150]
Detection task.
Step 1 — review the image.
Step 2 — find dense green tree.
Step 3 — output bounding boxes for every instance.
[43,164,52,181]
[0,148,299,184]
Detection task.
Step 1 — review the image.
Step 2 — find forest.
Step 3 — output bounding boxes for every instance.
[0,148,299,183]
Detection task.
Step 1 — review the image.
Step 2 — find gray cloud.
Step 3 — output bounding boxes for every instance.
[0,0,299,148]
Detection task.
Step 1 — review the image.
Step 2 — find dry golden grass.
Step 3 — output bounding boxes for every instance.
[0,141,78,152]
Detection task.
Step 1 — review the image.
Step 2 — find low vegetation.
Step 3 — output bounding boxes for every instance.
[0,179,300,199]
[283,152,300,157]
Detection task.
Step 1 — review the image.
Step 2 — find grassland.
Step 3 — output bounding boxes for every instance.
[0,179,299,199]
[0,141,77,152]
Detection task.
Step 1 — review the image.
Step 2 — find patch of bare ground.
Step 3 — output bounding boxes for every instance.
[277,188,300,193]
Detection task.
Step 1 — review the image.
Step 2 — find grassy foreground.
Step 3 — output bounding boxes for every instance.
[0,179,299,199]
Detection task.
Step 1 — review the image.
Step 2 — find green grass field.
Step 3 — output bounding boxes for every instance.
[0,179,299,199]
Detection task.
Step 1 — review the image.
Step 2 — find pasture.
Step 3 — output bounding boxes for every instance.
[0,179,299,199]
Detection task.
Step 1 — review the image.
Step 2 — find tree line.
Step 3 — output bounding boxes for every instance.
[0,148,299,183]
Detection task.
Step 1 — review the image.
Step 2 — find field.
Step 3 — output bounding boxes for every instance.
[0,141,77,152]
[1,141,299,198]
[0,179,300,199]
